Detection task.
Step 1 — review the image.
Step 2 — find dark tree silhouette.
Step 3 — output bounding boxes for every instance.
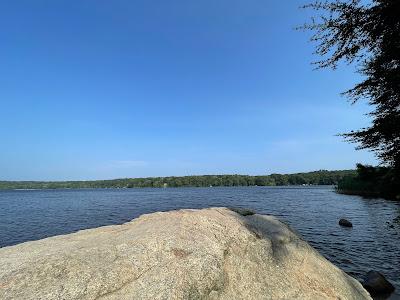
[301,0,400,172]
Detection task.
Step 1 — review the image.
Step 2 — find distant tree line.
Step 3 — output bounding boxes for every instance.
[0,170,355,190]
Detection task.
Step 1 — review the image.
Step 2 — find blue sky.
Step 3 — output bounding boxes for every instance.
[0,0,377,180]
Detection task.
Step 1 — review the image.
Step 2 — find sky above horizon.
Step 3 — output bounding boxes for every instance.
[0,0,377,181]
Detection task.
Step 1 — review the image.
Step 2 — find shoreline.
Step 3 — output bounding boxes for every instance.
[5,184,335,191]
[0,170,355,189]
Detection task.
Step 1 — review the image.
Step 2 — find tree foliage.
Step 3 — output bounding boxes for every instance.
[337,163,399,199]
[302,0,400,170]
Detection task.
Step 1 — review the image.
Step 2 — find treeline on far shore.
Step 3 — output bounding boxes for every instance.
[0,170,356,190]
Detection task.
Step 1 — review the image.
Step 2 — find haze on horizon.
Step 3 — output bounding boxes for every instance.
[0,0,377,181]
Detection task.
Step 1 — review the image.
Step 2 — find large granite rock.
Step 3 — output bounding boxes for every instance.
[0,207,371,299]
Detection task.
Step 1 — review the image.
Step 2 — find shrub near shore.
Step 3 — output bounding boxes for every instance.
[337,164,400,200]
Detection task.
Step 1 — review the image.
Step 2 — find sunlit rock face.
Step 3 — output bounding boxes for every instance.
[0,207,371,300]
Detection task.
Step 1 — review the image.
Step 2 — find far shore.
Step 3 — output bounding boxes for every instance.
[0,169,354,190]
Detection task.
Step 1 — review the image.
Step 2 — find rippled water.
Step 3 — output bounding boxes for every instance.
[0,186,399,297]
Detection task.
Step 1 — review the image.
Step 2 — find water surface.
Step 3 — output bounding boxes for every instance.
[0,186,399,297]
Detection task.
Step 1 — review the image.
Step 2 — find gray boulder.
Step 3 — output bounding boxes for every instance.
[339,218,353,227]
[0,207,371,299]
[362,271,395,296]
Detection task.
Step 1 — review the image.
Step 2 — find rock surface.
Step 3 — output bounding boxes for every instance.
[362,270,395,296]
[0,207,371,300]
[339,218,353,227]
[227,206,255,216]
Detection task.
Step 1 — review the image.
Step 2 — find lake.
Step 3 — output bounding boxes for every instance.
[0,186,399,297]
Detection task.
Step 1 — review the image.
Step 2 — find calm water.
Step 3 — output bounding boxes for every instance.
[0,186,399,297]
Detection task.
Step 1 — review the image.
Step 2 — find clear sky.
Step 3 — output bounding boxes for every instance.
[0,0,377,180]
